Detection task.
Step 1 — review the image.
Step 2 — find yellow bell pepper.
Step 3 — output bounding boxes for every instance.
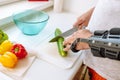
[0,40,13,54]
[5,52,18,63]
[0,52,18,68]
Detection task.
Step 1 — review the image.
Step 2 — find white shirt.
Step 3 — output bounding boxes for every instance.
[84,0,120,80]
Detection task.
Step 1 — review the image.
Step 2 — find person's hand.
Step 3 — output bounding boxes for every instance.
[63,29,93,51]
[74,7,94,29]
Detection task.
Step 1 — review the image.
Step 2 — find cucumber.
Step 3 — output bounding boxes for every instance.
[55,28,67,57]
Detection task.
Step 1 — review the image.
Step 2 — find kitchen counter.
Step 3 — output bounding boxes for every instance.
[1,8,84,80]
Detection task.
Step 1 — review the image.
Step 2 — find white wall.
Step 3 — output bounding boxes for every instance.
[63,0,98,15]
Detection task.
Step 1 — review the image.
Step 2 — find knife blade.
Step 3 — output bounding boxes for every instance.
[49,27,78,42]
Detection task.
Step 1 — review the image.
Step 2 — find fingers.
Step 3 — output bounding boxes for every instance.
[73,18,85,28]
[64,42,90,51]
[76,42,90,50]
[73,19,83,27]
[63,35,76,45]
[63,39,74,51]
[63,35,76,51]
[63,29,92,51]
[63,44,71,51]
[75,29,93,38]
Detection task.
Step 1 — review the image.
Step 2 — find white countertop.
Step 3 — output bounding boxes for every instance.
[1,9,83,80]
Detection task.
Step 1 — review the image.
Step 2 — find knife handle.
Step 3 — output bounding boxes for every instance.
[70,38,80,52]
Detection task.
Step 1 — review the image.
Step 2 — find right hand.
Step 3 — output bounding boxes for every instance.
[74,7,94,29]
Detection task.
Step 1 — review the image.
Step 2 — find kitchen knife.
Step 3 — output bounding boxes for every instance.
[49,27,78,42]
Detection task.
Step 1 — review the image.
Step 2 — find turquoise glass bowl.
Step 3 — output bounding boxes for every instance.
[13,10,49,35]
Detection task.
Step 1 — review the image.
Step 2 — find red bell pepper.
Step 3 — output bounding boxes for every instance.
[10,44,27,59]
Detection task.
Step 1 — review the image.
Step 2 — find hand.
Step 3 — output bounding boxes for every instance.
[63,29,93,51]
[74,7,94,29]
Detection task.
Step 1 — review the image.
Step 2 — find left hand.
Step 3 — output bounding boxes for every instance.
[63,29,93,51]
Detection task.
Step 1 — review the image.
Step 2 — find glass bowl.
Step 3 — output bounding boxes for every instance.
[13,9,49,35]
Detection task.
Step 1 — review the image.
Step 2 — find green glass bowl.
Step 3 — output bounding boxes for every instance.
[13,10,49,35]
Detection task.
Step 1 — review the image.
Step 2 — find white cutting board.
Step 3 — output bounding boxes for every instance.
[36,42,82,69]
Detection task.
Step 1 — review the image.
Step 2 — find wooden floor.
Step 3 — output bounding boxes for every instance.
[73,64,90,80]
